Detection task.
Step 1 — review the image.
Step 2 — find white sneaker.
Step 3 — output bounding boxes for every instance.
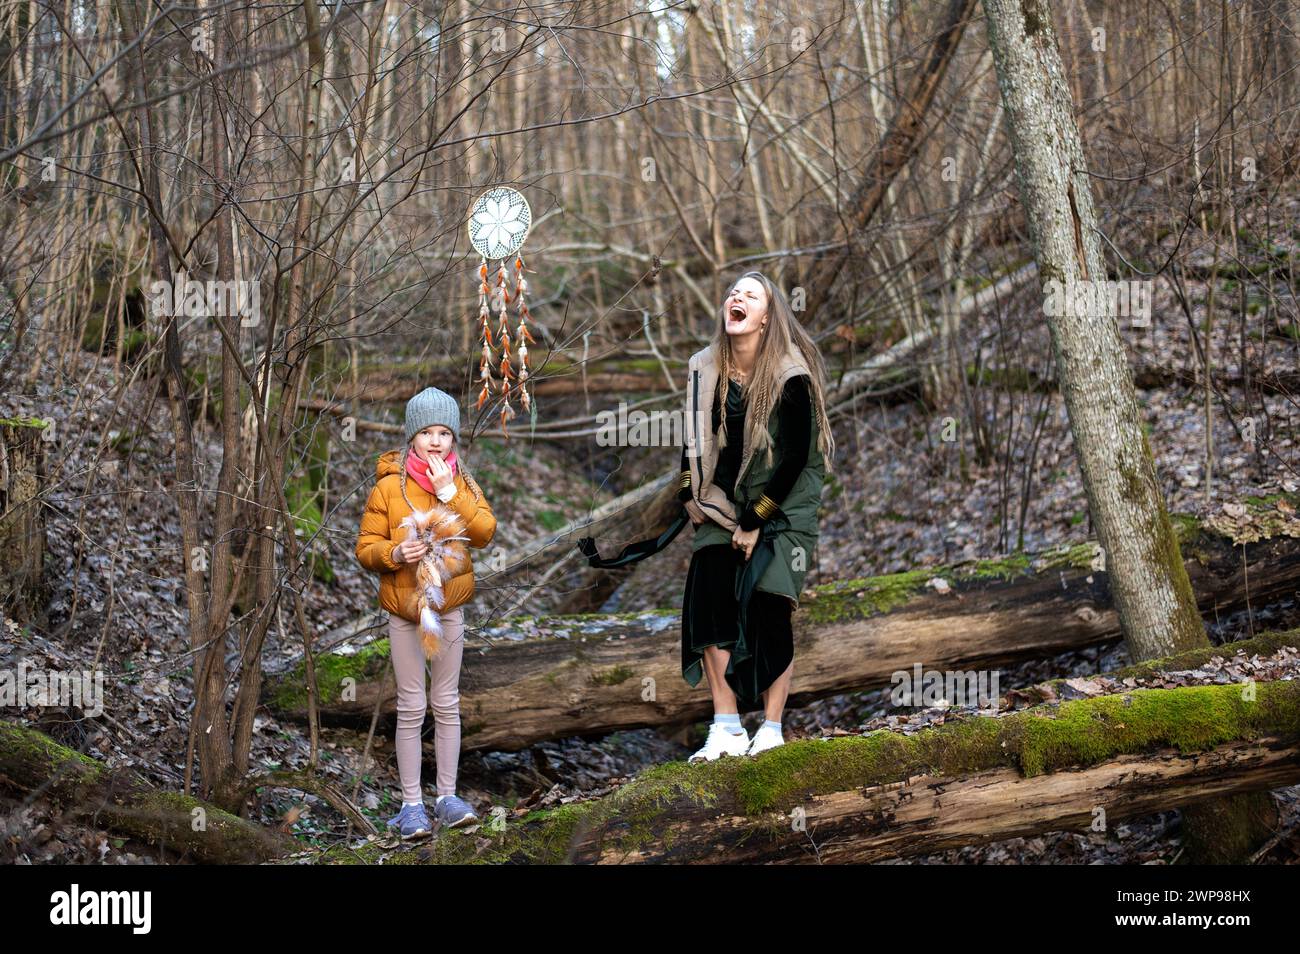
[747,724,785,756]
[688,722,751,762]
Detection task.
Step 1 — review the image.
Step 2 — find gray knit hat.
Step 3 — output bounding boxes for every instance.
[404,387,460,444]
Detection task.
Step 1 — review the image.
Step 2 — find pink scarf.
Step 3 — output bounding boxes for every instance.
[406,448,458,495]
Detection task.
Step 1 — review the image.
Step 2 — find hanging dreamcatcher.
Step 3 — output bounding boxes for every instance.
[468,186,535,438]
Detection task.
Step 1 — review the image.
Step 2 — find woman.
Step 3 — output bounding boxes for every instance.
[677,271,835,761]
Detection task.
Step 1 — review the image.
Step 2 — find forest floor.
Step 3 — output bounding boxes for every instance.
[4,251,1300,864]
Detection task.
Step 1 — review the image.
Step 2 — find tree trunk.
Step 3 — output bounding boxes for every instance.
[0,417,47,622]
[314,679,1300,865]
[269,503,1300,750]
[978,0,1276,862]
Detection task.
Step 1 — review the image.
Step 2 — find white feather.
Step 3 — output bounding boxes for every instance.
[420,605,441,638]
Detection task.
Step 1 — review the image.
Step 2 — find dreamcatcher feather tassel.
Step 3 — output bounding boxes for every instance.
[399,506,472,658]
[493,263,517,433]
[468,187,534,438]
[513,254,535,415]
[475,263,495,411]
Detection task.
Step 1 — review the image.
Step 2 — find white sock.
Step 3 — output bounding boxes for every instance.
[762,719,782,733]
[402,800,422,809]
[436,794,449,804]
[714,712,744,735]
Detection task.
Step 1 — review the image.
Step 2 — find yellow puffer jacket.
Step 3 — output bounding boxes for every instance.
[355,449,497,622]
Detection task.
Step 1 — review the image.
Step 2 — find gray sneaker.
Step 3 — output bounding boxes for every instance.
[386,802,432,841]
[434,794,479,829]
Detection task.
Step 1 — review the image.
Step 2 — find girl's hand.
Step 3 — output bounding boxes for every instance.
[429,453,454,493]
[732,525,760,561]
[393,536,429,564]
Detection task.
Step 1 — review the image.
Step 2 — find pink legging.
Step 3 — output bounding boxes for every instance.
[388,607,465,801]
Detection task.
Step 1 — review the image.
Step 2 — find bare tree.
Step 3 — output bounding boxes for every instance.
[980,0,1278,863]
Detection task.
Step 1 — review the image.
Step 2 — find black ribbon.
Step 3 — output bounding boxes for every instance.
[576,507,691,568]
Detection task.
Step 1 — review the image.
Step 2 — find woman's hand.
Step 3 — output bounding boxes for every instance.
[684,498,707,526]
[429,453,455,493]
[393,536,429,564]
[732,525,760,561]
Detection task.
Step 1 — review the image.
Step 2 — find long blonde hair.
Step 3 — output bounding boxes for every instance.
[711,270,835,473]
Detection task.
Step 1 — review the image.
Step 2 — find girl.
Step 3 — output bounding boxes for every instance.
[355,386,497,839]
[676,271,835,761]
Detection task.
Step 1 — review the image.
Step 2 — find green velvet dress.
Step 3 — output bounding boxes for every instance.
[679,375,814,705]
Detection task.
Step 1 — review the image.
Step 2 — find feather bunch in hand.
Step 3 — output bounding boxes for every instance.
[398,504,472,657]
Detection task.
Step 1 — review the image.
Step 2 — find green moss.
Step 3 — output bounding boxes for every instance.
[1244,491,1300,508]
[1168,512,1208,558]
[1,722,283,861]
[1035,541,1104,571]
[792,504,1258,629]
[119,327,152,357]
[1097,627,1300,684]
[589,665,635,687]
[537,510,567,532]
[801,568,933,625]
[800,546,1088,626]
[300,678,1300,864]
[731,715,1005,814]
[0,417,49,429]
[1007,681,1297,776]
[135,789,243,828]
[963,551,1034,581]
[0,720,104,781]
[268,639,392,711]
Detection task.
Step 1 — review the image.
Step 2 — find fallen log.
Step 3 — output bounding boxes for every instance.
[266,495,1300,751]
[312,678,1300,864]
[0,722,290,863]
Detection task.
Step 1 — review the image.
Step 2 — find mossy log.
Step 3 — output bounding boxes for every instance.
[312,678,1300,864]
[266,498,1300,751]
[335,350,679,404]
[0,722,291,863]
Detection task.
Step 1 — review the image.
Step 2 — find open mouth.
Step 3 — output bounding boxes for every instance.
[728,304,746,320]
